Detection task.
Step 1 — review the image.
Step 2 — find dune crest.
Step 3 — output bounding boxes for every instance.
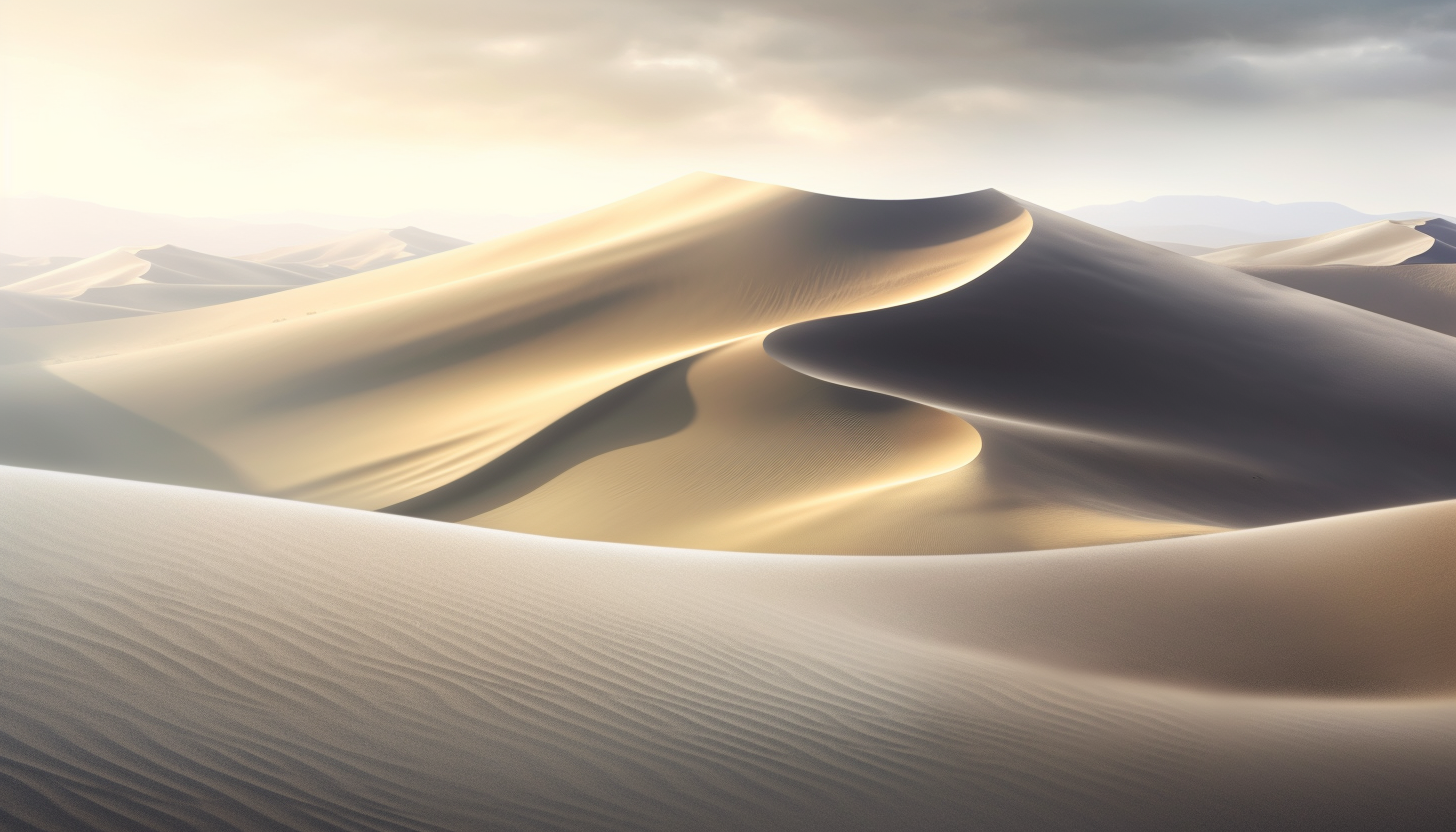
[0,174,1031,513]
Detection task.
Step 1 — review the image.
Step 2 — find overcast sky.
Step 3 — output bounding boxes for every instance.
[5,0,1456,218]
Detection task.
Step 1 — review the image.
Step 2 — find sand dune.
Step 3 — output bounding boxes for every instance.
[425,335,1212,553]
[0,255,83,287]
[0,290,149,327]
[243,226,470,274]
[2,465,1455,831]
[0,174,1030,514]
[767,202,1456,531]
[9,175,1456,550]
[5,244,324,298]
[1199,218,1456,266]
[7,174,1456,829]
[4,228,469,318]
[1238,263,1456,338]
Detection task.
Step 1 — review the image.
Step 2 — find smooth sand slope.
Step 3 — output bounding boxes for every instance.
[1200,217,1456,266]
[11,175,1456,551]
[432,335,1213,553]
[0,174,1030,515]
[767,202,1456,531]
[3,465,1456,831]
[1239,263,1456,338]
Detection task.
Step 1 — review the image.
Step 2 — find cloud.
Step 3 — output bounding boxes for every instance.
[11,0,1456,151]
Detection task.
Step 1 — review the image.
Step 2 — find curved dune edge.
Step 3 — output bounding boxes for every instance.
[461,335,1215,553]
[766,201,1456,532]
[1198,218,1453,267]
[2,465,1455,831]
[0,175,1031,511]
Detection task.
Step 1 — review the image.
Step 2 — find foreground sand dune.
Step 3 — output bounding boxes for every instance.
[2,465,1455,831]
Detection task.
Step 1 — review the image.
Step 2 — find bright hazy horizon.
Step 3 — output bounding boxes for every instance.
[5,0,1456,218]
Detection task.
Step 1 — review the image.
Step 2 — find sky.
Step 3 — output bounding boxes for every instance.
[4,0,1456,219]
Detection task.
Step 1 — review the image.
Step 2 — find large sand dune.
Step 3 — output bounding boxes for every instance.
[0,174,1030,516]
[9,175,1456,549]
[767,202,1456,530]
[2,465,1455,831]
[5,174,1456,829]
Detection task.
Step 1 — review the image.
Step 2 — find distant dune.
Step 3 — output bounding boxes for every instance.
[1200,218,1456,266]
[0,229,471,325]
[1067,194,1455,248]
[5,174,1456,829]
[0,196,348,258]
[241,226,470,273]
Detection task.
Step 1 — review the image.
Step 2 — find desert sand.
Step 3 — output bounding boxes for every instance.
[3,174,1456,829]
[3,465,1456,830]
[1200,217,1456,266]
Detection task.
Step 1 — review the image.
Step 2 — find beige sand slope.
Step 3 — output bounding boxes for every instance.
[1199,218,1456,266]
[437,335,1213,553]
[0,174,1030,513]
[242,226,470,274]
[767,203,1456,532]
[1238,263,1456,338]
[3,465,1456,831]
[11,175,1456,553]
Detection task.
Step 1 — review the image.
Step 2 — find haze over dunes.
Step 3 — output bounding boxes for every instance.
[4,173,1456,829]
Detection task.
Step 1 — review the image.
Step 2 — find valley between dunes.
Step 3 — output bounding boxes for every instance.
[4,173,1456,829]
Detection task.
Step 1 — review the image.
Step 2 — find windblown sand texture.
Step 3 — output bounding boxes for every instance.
[4,466,1456,831]
[3,174,1456,829]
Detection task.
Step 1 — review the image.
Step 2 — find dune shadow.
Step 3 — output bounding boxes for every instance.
[0,365,249,492]
[384,354,700,521]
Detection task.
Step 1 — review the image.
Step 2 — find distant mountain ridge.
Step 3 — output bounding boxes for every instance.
[1066,195,1456,248]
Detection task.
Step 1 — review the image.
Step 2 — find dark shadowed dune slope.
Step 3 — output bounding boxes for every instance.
[767,199,1456,529]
